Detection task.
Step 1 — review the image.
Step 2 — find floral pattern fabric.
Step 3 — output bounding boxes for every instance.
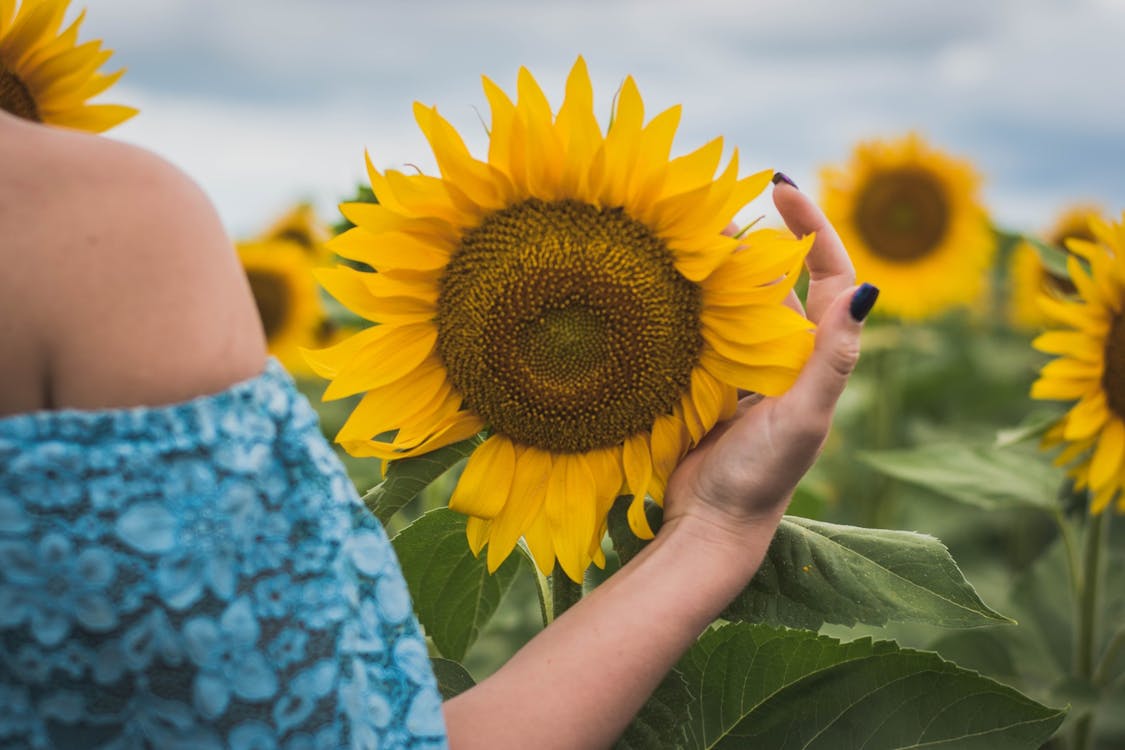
[0,360,448,749]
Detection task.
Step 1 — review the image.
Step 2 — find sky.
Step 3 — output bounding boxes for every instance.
[78,0,1125,239]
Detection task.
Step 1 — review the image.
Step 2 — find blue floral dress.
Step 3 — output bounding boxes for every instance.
[0,360,449,750]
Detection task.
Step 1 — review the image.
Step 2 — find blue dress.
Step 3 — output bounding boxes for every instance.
[0,360,449,750]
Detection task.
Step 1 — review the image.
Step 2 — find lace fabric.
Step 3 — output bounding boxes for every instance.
[0,359,448,749]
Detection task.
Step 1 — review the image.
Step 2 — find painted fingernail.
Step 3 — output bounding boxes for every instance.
[849,283,879,322]
[771,171,799,190]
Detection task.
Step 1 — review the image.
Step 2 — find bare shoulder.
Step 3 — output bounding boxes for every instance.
[0,114,266,414]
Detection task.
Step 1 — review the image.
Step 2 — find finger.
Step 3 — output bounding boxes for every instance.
[779,283,877,428]
[772,178,855,324]
[783,289,805,317]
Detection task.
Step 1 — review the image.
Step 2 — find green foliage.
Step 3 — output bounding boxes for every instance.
[615,670,692,750]
[430,658,476,699]
[392,508,525,661]
[679,623,1066,750]
[723,515,1012,629]
[859,443,1063,511]
[364,435,483,526]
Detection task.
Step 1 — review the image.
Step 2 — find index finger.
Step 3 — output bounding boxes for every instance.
[772,176,855,324]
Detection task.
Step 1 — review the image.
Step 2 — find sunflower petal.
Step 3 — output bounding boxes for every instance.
[450,436,517,520]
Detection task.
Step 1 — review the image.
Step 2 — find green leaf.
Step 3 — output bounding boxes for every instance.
[615,670,691,750]
[363,435,483,526]
[681,623,1066,750]
[994,411,1062,449]
[430,657,476,700]
[858,444,1062,511]
[723,516,1013,629]
[1024,234,1072,279]
[392,508,524,661]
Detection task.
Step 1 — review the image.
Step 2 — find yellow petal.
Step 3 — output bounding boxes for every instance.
[301,324,385,380]
[1064,392,1110,441]
[450,436,517,519]
[700,349,801,396]
[466,516,492,556]
[547,454,598,582]
[487,447,552,572]
[1089,418,1125,489]
[343,411,484,461]
[522,506,557,576]
[1031,376,1096,402]
[322,324,437,400]
[1032,331,1102,362]
[622,434,654,538]
[335,357,449,440]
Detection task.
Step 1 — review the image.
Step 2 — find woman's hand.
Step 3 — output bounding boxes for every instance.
[662,177,874,547]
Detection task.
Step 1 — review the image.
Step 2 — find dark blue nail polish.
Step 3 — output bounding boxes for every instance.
[849,283,879,322]
[772,171,799,190]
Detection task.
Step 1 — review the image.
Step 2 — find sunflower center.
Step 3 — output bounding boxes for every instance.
[1103,315,1125,419]
[0,63,40,122]
[274,228,315,251]
[436,198,702,454]
[246,270,291,340]
[854,168,949,262]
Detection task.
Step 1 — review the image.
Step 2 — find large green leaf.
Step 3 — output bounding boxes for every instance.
[430,657,476,700]
[681,623,1066,750]
[363,435,483,526]
[858,444,1062,511]
[724,516,1012,629]
[615,670,691,750]
[392,508,524,661]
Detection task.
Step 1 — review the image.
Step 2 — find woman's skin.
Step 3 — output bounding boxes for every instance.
[0,109,864,749]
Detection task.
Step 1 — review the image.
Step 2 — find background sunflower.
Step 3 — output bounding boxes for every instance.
[237,239,334,376]
[820,133,993,320]
[0,0,135,131]
[1008,205,1103,331]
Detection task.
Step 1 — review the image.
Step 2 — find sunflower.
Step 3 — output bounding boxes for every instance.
[1009,206,1102,330]
[1031,211,1125,514]
[0,0,135,132]
[238,239,335,376]
[258,202,333,264]
[306,58,814,581]
[820,133,993,320]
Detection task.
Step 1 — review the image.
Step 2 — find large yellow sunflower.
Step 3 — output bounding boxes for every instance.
[820,133,993,320]
[238,239,334,376]
[306,58,815,581]
[0,0,135,131]
[1009,205,1102,330]
[1032,211,1125,514]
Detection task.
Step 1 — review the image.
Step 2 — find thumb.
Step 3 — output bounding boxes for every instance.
[782,283,878,418]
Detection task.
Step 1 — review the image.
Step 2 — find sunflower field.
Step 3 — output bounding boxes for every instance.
[4,0,1124,747]
[266,67,1121,749]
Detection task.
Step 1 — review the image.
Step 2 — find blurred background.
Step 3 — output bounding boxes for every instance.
[82,0,1125,237]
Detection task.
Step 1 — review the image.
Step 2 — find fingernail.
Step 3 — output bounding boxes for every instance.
[771,171,799,190]
[849,283,879,322]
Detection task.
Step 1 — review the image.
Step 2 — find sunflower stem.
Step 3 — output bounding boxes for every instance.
[1052,505,1082,599]
[1094,625,1125,687]
[868,331,903,528]
[548,565,584,624]
[1072,510,1107,750]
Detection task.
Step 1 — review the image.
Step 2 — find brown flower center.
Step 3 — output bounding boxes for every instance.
[436,199,702,454]
[246,270,292,341]
[854,167,950,262]
[273,228,315,252]
[0,64,40,122]
[1104,315,1125,420]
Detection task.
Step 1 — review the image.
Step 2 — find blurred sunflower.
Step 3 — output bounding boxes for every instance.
[821,133,992,320]
[1008,205,1102,330]
[1032,211,1125,514]
[0,0,135,131]
[306,57,814,581]
[259,202,332,263]
[238,240,335,376]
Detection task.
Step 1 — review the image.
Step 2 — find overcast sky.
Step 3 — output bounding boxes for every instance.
[80,0,1125,239]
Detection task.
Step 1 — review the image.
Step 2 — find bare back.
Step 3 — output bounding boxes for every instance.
[0,112,266,416]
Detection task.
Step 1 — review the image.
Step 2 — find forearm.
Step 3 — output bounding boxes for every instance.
[442,508,782,750]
